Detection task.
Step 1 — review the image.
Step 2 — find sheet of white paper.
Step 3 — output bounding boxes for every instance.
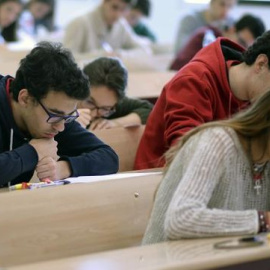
[65,171,162,184]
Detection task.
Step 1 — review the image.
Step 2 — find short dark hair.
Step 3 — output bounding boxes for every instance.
[11,42,89,101]
[235,14,265,40]
[0,0,23,42]
[132,0,151,17]
[83,57,128,100]
[242,30,270,68]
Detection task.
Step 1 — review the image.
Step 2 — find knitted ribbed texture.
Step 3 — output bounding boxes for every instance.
[142,127,270,245]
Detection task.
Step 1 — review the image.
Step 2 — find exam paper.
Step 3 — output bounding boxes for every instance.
[65,171,162,184]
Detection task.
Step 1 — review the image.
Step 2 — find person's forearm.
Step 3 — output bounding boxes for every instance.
[57,160,72,180]
[111,113,142,127]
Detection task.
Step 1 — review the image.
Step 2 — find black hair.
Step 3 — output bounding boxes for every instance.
[0,0,23,42]
[131,0,150,17]
[11,41,90,102]
[83,57,128,100]
[26,0,55,32]
[242,30,270,68]
[235,14,265,40]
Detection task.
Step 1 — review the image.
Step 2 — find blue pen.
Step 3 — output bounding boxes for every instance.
[29,180,70,189]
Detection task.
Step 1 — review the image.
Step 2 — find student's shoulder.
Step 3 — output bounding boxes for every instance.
[180,10,205,25]
[198,126,239,149]
[68,10,94,26]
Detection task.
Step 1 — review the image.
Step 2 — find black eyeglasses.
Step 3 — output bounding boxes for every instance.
[38,100,79,124]
[85,99,116,117]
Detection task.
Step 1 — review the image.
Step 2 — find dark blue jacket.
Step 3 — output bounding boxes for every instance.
[0,75,119,186]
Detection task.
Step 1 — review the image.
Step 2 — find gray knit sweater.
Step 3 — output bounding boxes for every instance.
[142,127,270,245]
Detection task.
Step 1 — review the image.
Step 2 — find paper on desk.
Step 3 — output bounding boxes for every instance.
[65,171,162,184]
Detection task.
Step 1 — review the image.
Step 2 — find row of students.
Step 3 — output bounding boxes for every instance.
[140,31,270,241]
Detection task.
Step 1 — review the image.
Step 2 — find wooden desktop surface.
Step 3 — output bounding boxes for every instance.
[0,173,162,267]
[127,71,176,99]
[8,235,270,270]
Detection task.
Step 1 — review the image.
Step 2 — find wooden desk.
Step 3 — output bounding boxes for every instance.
[0,172,162,267]
[8,235,270,270]
[127,71,176,99]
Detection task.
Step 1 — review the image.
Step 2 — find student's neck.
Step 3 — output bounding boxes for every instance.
[11,99,27,134]
[228,63,251,101]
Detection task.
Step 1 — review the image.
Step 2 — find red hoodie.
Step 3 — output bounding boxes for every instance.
[134,38,248,170]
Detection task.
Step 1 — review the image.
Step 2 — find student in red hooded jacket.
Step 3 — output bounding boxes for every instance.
[134,31,270,169]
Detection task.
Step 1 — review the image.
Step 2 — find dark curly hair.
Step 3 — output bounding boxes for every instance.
[242,30,270,68]
[11,41,90,102]
[83,57,128,100]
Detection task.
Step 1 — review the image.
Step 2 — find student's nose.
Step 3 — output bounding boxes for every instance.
[52,120,65,133]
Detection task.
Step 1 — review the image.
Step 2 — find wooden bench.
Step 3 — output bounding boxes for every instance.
[92,125,145,172]
[0,172,162,267]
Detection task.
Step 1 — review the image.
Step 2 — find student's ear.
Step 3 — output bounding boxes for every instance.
[17,89,32,107]
[254,54,269,73]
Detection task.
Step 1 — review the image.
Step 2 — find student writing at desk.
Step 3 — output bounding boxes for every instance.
[77,57,153,130]
[143,90,270,244]
[0,42,118,187]
[63,0,151,58]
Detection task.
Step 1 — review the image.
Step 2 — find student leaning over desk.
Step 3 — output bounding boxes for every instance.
[77,57,153,130]
[143,90,270,244]
[0,42,118,187]
[135,31,270,170]
[63,0,151,58]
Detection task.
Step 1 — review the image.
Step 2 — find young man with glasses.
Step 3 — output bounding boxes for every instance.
[63,0,151,57]
[77,57,153,130]
[0,42,118,187]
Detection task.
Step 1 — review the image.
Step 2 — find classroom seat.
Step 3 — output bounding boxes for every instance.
[0,172,162,267]
[92,125,145,172]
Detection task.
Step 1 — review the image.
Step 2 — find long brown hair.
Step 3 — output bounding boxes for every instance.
[165,90,270,170]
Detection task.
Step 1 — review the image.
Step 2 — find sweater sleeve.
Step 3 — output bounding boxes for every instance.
[0,143,38,185]
[56,121,119,176]
[108,97,153,124]
[164,128,258,239]
[116,19,152,57]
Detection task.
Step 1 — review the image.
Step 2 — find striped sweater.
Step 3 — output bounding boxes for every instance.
[142,127,270,244]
